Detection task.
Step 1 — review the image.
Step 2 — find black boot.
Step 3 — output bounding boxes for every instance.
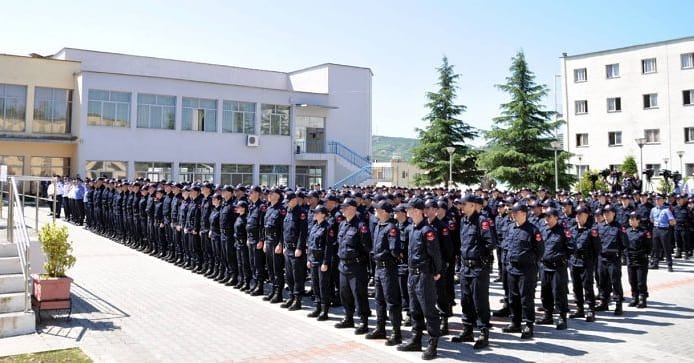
[520,323,534,339]
[501,323,521,333]
[365,323,386,339]
[288,297,302,311]
[536,312,554,325]
[637,294,647,309]
[585,310,595,322]
[628,295,639,307]
[403,313,412,327]
[334,316,355,329]
[307,305,322,318]
[280,296,295,308]
[614,302,623,316]
[317,304,330,321]
[440,316,449,336]
[397,332,422,352]
[270,289,284,304]
[569,308,585,319]
[354,317,369,335]
[473,327,489,349]
[492,304,510,317]
[594,301,609,312]
[385,326,402,346]
[556,313,568,330]
[421,337,439,360]
[262,287,276,301]
[251,283,265,296]
[451,324,474,343]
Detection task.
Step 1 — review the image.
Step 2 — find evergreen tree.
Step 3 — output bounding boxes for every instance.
[412,56,480,187]
[479,51,575,190]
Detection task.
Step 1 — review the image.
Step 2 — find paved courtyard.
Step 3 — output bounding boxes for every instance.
[2,206,694,362]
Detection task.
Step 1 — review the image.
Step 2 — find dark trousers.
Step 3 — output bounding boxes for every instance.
[674,228,689,255]
[200,232,212,267]
[598,257,623,301]
[627,265,649,297]
[221,235,237,277]
[63,196,71,220]
[285,251,307,297]
[540,266,569,314]
[248,241,266,285]
[651,228,673,267]
[408,272,440,337]
[397,266,410,314]
[310,260,331,305]
[265,241,285,290]
[191,233,202,266]
[74,199,84,224]
[210,233,221,269]
[507,270,537,325]
[54,195,63,217]
[570,263,596,311]
[236,242,252,283]
[339,261,370,319]
[374,265,402,327]
[460,266,491,328]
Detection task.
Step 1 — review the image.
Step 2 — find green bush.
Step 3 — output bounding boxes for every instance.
[575,169,609,195]
[38,223,76,278]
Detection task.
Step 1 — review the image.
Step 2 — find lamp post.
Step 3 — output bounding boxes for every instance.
[550,140,561,191]
[576,153,583,181]
[446,146,455,187]
[664,157,670,192]
[677,150,685,174]
[635,138,647,192]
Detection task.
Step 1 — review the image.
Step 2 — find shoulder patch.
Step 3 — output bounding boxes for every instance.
[360,224,369,234]
[488,219,495,227]
[426,230,436,241]
[535,232,542,242]
[280,208,287,216]
[645,231,651,239]
[448,222,457,230]
[564,230,572,238]
[481,220,490,231]
[300,212,306,220]
[389,228,398,237]
[260,205,267,213]
[337,215,344,223]
[591,228,599,237]
[329,229,335,238]
[442,227,449,236]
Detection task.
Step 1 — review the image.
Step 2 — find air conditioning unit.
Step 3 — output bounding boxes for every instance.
[246,134,259,147]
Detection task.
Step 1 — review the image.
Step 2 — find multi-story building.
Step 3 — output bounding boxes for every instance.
[369,155,422,187]
[0,48,372,189]
[561,36,694,182]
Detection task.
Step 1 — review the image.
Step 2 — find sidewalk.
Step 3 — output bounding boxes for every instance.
[1,206,694,362]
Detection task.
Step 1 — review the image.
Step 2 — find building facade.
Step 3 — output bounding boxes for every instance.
[1,48,373,189]
[369,156,422,187]
[561,36,694,183]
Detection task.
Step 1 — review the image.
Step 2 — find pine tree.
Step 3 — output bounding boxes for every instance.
[479,51,575,190]
[411,56,480,187]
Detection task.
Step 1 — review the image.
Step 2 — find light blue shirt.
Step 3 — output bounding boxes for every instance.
[650,205,674,228]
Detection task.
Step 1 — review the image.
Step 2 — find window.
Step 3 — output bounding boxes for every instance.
[260,104,290,135]
[684,90,694,106]
[222,101,255,134]
[644,129,660,143]
[641,58,657,74]
[686,163,694,176]
[179,162,214,182]
[606,63,620,78]
[608,131,622,146]
[0,84,27,132]
[33,87,72,134]
[295,166,323,189]
[259,165,289,186]
[576,133,589,147]
[135,162,172,182]
[681,53,693,69]
[30,157,70,178]
[574,68,587,82]
[182,97,217,132]
[685,127,694,143]
[576,164,589,177]
[607,97,622,112]
[85,160,127,180]
[645,163,661,174]
[220,164,253,185]
[643,93,658,109]
[609,164,622,171]
[295,116,326,153]
[137,94,175,129]
[575,100,588,114]
[0,155,24,176]
[87,89,131,127]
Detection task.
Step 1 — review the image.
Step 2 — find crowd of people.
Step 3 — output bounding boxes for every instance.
[45,176,689,360]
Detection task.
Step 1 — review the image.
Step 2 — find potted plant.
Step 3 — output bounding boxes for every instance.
[32,223,76,309]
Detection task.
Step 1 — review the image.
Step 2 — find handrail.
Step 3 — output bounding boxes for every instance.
[333,165,372,188]
[7,176,32,313]
[327,141,370,169]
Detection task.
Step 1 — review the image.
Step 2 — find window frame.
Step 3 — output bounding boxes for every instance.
[606,63,620,79]
[136,93,176,130]
[681,53,694,69]
[181,97,217,132]
[575,133,589,147]
[260,104,290,136]
[607,97,622,113]
[641,58,657,74]
[222,100,256,134]
[683,89,693,106]
[608,131,622,146]
[575,100,588,115]
[684,127,694,143]
[0,83,28,132]
[573,68,587,83]
[644,129,660,144]
[220,163,254,185]
[643,93,658,109]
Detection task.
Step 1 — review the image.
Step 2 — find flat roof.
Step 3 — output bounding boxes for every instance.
[562,35,694,59]
[0,52,80,64]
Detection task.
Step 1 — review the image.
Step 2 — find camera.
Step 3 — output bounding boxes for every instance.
[673,171,682,183]
[642,168,654,180]
[659,169,672,179]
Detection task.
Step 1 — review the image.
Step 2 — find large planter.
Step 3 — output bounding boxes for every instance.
[31,274,73,309]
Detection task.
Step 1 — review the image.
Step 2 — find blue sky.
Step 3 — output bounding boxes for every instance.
[3,0,693,140]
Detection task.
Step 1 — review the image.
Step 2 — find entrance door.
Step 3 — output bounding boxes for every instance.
[306,128,325,153]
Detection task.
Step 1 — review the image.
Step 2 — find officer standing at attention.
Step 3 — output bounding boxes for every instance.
[672,195,690,259]
[219,185,239,286]
[424,199,453,336]
[233,200,252,291]
[306,205,334,321]
[397,198,442,361]
[537,208,570,330]
[625,211,652,308]
[246,186,267,296]
[263,188,286,304]
[568,206,600,322]
[281,191,308,311]
[595,205,627,315]
[649,194,675,272]
[366,200,402,346]
[334,198,372,335]
[393,204,412,327]
[451,195,496,349]
[502,203,543,340]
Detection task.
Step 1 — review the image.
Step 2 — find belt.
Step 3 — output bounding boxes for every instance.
[408,266,431,274]
[312,251,324,259]
[375,260,395,268]
[462,259,488,268]
[655,226,669,230]
[341,257,365,264]
[285,242,297,250]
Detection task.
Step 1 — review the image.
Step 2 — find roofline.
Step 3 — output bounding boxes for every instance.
[561,35,694,59]
[290,62,374,76]
[0,52,80,64]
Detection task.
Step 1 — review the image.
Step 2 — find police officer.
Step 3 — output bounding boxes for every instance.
[281,191,308,311]
[451,195,496,349]
[185,186,204,272]
[502,203,543,339]
[673,195,690,259]
[246,186,267,296]
[393,204,412,326]
[397,198,442,360]
[649,194,675,271]
[208,194,224,280]
[234,200,252,291]
[568,206,600,322]
[366,200,402,346]
[263,188,286,304]
[306,205,334,321]
[334,198,372,335]
[219,185,239,285]
[537,208,570,330]
[626,211,652,308]
[596,205,626,315]
[424,199,453,335]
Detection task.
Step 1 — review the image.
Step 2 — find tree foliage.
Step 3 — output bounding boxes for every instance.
[620,155,638,176]
[412,56,480,187]
[576,169,610,195]
[478,50,575,190]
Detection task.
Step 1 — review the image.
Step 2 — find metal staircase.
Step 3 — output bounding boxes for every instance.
[326,141,372,187]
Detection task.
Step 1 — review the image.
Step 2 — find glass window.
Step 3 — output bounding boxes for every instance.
[608,131,622,146]
[222,101,255,133]
[137,93,175,129]
[684,90,693,106]
[575,100,588,114]
[259,164,289,186]
[682,53,694,69]
[574,68,587,82]
[33,87,72,134]
[134,161,172,182]
[641,58,657,74]
[576,133,589,147]
[182,97,217,132]
[644,129,660,143]
[607,97,621,112]
[606,63,620,79]
[261,104,290,135]
[643,93,658,109]
[0,84,27,132]
[295,166,323,189]
[0,155,24,176]
[87,89,131,127]
[645,163,661,174]
[220,164,253,185]
[684,127,694,143]
[85,160,127,180]
[179,162,215,183]
[30,157,70,177]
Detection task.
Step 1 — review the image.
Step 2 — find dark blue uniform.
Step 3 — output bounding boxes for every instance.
[372,219,402,330]
[459,212,496,330]
[540,223,570,316]
[219,198,238,284]
[625,226,652,306]
[396,218,412,320]
[407,220,443,338]
[263,202,286,299]
[505,220,543,327]
[283,206,308,301]
[234,210,252,288]
[337,216,372,322]
[246,199,266,291]
[568,222,600,317]
[597,220,626,308]
[673,204,689,258]
[307,220,334,308]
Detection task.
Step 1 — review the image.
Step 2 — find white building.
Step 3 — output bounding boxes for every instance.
[1,48,372,189]
[561,36,694,181]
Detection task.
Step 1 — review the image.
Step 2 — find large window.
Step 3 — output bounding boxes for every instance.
[643,93,658,109]
[574,68,587,82]
[260,104,290,135]
[644,129,660,143]
[641,58,657,74]
[0,155,24,176]
[607,97,621,112]
[30,157,70,177]
[220,164,253,185]
[608,131,622,146]
[137,94,175,129]
[88,90,131,127]
[182,97,216,132]
[684,90,693,106]
[682,53,694,69]
[684,127,694,143]
[259,165,288,187]
[575,100,588,114]
[33,87,72,134]
[606,63,620,79]
[576,133,589,147]
[0,84,27,132]
[85,160,127,180]
[222,101,255,133]
[134,162,172,182]
[295,116,326,153]
[645,163,661,174]
[179,162,214,182]
[295,166,323,189]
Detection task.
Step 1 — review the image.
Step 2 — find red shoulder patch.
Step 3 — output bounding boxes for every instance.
[535,232,542,242]
[260,205,267,213]
[645,231,652,239]
[442,227,449,236]
[360,224,369,234]
[300,212,306,220]
[337,215,344,223]
[621,226,626,233]
[426,230,436,241]
[488,219,495,227]
[564,230,572,238]
[449,222,457,230]
[280,208,287,216]
[591,228,599,237]
[389,228,398,237]
[329,229,335,238]
[481,220,490,231]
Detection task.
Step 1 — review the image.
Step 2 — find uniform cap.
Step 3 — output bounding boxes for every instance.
[393,203,408,213]
[285,191,297,201]
[313,205,328,214]
[545,208,560,217]
[340,198,358,208]
[307,190,320,199]
[249,185,262,193]
[511,203,528,212]
[326,194,340,202]
[575,206,591,214]
[234,200,248,209]
[223,185,234,192]
[407,198,425,210]
[628,211,639,219]
[373,200,393,213]
[191,186,201,192]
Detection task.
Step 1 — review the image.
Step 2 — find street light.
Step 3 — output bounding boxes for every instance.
[635,138,647,192]
[677,150,685,174]
[576,154,583,180]
[664,157,669,170]
[446,146,455,187]
[550,140,561,191]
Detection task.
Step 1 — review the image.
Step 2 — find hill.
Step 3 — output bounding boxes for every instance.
[371,135,419,162]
